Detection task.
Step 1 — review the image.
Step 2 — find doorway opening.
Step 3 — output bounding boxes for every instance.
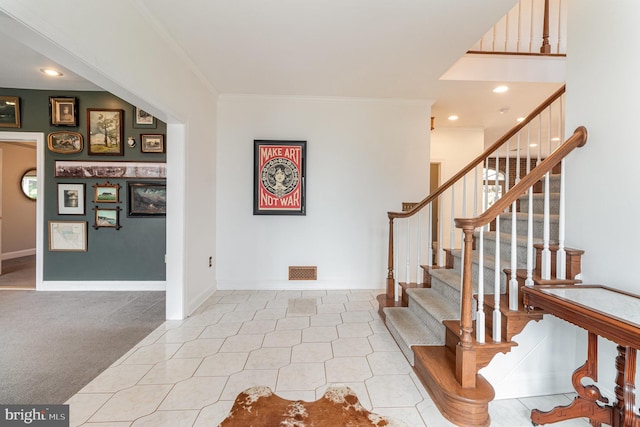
[0,132,44,290]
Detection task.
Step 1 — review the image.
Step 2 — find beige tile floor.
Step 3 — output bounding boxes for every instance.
[67,289,591,426]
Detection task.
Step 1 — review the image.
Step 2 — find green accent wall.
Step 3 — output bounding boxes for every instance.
[0,88,166,281]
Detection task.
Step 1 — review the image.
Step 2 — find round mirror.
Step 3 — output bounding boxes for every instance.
[21,168,37,200]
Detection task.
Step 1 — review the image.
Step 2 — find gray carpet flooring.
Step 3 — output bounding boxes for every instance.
[0,284,166,404]
[0,255,35,288]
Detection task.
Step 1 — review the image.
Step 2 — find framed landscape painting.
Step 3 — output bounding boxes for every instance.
[253,140,306,215]
[48,131,83,154]
[127,182,166,217]
[0,96,20,128]
[87,109,123,155]
[57,183,85,215]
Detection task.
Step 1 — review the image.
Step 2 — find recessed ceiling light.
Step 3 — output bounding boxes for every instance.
[551,137,561,141]
[448,115,459,121]
[40,68,63,77]
[530,143,538,147]
[493,85,509,93]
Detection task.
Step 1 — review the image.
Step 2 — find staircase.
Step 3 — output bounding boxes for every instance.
[376,86,589,426]
[379,172,581,425]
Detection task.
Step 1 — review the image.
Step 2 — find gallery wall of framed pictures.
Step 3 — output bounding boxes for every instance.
[0,87,168,281]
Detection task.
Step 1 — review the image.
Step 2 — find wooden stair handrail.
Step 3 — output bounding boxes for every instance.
[454,125,587,388]
[454,126,588,231]
[388,85,565,221]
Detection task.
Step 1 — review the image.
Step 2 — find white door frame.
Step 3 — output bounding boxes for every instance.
[0,131,44,289]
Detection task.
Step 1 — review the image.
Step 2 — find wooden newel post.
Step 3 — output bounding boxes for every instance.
[386,217,395,300]
[540,0,551,54]
[456,225,477,388]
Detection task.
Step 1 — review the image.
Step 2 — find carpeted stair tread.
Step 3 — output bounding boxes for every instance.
[383,306,443,365]
[406,288,461,321]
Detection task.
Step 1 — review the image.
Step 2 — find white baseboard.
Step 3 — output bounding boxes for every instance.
[216,279,385,291]
[2,248,36,260]
[39,280,166,291]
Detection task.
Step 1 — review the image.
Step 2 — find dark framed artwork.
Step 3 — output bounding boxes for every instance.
[93,207,122,229]
[87,108,124,155]
[48,131,83,154]
[127,181,166,217]
[54,160,166,179]
[133,107,156,128]
[50,96,78,126]
[253,140,306,215]
[93,181,121,203]
[57,183,85,215]
[141,134,165,153]
[0,96,20,128]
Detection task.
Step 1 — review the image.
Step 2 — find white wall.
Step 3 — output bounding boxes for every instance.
[564,0,640,401]
[216,95,432,289]
[0,1,218,319]
[430,127,484,249]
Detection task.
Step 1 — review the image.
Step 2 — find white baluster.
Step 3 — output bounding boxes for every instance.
[394,220,399,301]
[557,94,566,279]
[476,226,485,343]
[406,218,411,285]
[427,204,433,268]
[438,196,444,266]
[416,212,422,285]
[493,150,501,342]
[541,108,551,280]
[450,185,455,252]
[525,127,534,287]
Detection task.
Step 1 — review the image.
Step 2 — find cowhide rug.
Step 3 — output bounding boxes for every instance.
[218,385,409,427]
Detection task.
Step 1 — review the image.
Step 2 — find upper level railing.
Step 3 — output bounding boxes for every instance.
[468,0,567,55]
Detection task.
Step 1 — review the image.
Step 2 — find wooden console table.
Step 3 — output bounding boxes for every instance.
[522,285,640,427]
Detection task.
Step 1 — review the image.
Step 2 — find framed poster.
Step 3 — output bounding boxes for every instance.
[253,140,306,215]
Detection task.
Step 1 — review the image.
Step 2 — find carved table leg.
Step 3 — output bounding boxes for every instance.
[612,346,639,427]
[531,332,612,426]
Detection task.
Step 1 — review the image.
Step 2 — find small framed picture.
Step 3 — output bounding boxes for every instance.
[141,134,165,153]
[133,107,156,128]
[87,108,124,155]
[48,131,83,154]
[0,96,20,128]
[127,181,166,217]
[57,183,85,215]
[93,181,120,203]
[48,220,87,252]
[50,97,78,126]
[93,207,122,229]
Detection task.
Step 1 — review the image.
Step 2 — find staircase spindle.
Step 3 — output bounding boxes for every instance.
[557,95,567,279]
[416,212,422,285]
[438,195,444,266]
[450,185,456,253]
[427,205,433,268]
[541,108,552,279]
[405,218,411,284]
[493,148,502,341]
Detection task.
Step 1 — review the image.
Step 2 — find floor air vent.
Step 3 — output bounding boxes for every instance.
[288,266,317,280]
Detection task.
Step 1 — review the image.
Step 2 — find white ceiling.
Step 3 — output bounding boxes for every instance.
[0,1,564,141]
